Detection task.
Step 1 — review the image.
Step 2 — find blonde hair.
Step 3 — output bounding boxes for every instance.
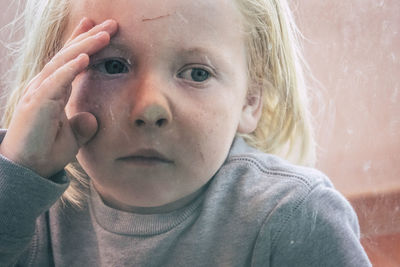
[2,0,315,206]
[235,0,315,166]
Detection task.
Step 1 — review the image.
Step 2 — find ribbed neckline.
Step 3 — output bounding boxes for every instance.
[89,183,205,236]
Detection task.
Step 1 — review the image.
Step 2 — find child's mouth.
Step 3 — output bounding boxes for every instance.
[117,149,173,166]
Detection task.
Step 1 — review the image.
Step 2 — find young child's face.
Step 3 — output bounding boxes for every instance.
[65,0,260,209]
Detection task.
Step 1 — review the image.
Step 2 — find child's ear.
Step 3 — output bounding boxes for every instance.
[237,87,263,134]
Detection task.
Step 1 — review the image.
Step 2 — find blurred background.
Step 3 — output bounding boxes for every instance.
[1,1,399,265]
[293,1,400,265]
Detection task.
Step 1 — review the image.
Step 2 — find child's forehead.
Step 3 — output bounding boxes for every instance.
[67,0,244,40]
[69,0,241,25]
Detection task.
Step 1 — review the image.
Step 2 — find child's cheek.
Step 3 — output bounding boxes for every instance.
[67,73,115,118]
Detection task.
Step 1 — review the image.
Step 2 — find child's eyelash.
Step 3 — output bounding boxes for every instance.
[177,65,216,83]
[90,58,131,75]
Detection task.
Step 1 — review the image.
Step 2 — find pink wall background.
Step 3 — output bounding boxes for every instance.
[292,0,400,197]
[1,1,399,198]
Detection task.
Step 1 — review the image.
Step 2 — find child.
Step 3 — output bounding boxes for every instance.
[0,0,371,266]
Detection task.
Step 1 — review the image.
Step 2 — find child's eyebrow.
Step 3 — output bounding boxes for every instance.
[106,41,217,58]
[105,41,131,53]
[176,47,220,72]
[177,47,219,63]
[179,47,211,56]
[95,40,133,59]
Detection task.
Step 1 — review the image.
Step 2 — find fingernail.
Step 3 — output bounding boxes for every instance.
[101,19,117,31]
[76,53,88,62]
[101,19,114,26]
[94,31,108,39]
[77,53,86,59]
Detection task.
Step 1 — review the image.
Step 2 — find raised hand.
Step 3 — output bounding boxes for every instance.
[0,18,118,178]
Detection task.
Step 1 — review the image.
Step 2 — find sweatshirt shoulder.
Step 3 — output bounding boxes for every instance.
[223,137,333,196]
[207,138,339,233]
[216,139,370,266]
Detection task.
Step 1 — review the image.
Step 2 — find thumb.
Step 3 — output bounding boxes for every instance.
[69,112,98,146]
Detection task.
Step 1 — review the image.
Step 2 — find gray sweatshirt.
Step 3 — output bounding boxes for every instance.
[0,131,371,266]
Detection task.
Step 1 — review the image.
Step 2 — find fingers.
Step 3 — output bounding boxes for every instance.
[64,18,117,49]
[65,18,117,49]
[65,17,95,44]
[2,19,117,178]
[69,112,98,146]
[37,53,89,102]
[38,19,118,83]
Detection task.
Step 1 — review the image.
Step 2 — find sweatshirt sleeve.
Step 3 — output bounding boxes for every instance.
[254,182,372,267]
[0,151,69,266]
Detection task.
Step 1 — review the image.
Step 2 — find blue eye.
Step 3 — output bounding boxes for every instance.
[179,68,210,82]
[93,59,129,75]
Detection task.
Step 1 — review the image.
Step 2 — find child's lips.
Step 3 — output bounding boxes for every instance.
[117,149,174,165]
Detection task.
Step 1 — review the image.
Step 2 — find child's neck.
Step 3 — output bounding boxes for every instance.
[98,182,209,214]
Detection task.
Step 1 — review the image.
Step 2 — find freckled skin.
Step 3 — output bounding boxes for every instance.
[65,0,261,211]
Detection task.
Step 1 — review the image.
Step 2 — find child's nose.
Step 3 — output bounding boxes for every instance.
[134,104,170,128]
[130,77,172,129]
